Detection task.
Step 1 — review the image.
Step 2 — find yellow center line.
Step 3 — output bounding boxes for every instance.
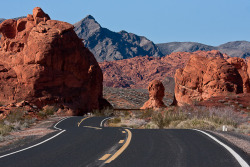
[119,140,124,144]
[77,117,90,127]
[99,154,111,160]
[83,126,102,130]
[105,129,132,163]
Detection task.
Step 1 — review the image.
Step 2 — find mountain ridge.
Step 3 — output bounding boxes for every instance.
[156,41,250,58]
[73,15,163,62]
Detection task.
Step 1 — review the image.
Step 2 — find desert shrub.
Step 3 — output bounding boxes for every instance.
[5,110,24,123]
[43,106,57,116]
[139,109,154,119]
[152,112,166,129]
[176,118,217,130]
[0,124,12,136]
[152,108,188,129]
[93,107,114,117]
[38,105,58,118]
[0,108,38,136]
[110,117,121,124]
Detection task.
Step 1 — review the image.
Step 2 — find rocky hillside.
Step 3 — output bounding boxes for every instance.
[218,41,250,58]
[157,42,215,55]
[100,50,228,89]
[157,41,250,58]
[74,15,163,62]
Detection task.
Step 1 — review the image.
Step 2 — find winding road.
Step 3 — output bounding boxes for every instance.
[0,116,249,167]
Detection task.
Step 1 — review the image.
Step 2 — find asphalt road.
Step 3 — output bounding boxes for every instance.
[0,116,249,167]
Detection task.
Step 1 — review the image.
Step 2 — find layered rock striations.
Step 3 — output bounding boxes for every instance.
[141,80,166,109]
[0,7,107,115]
[175,52,250,106]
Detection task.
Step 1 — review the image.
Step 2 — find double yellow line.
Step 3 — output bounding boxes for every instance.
[99,129,132,163]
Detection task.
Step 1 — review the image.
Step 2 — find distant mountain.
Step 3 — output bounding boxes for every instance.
[157,42,215,55]
[0,18,5,24]
[156,41,250,58]
[218,41,250,58]
[74,15,163,62]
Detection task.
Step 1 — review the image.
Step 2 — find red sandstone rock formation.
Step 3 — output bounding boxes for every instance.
[141,80,166,109]
[99,50,229,89]
[247,58,250,80]
[227,57,250,93]
[0,7,108,115]
[175,54,248,106]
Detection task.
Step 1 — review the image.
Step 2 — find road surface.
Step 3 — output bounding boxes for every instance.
[0,116,249,167]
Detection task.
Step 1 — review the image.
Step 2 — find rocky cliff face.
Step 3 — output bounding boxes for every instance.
[175,52,250,106]
[0,7,107,115]
[74,15,163,62]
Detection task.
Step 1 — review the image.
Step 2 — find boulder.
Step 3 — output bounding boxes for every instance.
[141,80,166,109]
[175,52,246,106]
[0,7,108,115]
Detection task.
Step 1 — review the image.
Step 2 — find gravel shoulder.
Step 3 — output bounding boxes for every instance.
[209,130,250,155]
[0,116,64,154]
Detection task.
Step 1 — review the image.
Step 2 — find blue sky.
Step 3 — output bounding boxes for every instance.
[1,0,250,46]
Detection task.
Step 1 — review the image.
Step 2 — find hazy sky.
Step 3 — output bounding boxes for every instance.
[1,0,250,46]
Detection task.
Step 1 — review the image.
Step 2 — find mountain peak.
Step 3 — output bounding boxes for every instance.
[85,15,95,20]
[74,14,101,40]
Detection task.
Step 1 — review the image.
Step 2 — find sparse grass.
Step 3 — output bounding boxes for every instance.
[0,109,36,136]
[93,107,114,117]
[109,117,121,124]
[105,106,249,134]
[37,105,57,118]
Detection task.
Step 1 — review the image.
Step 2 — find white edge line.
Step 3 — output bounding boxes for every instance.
[0,116,71,159]
[193,129,249,167]
[0,130,65,159]
[100,117,112,127]
[54,117,70,130]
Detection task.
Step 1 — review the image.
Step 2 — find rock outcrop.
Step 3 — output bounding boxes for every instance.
[247,58,250,79]
[141,80,166,109]
[227,57,250,93]
[100,50,229,89]
[175,53,249,106]
[0,7,108,115]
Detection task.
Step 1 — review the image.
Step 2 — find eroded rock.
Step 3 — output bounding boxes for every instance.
[175,52,247,106]
[141,80,166,109]
[0,7,108,115]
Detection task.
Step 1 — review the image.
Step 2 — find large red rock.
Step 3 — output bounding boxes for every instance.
[227,57,250,93]
[175,53,247,106]
[141,80,166,109]
[247,58,250,81]
[0,7,108,115]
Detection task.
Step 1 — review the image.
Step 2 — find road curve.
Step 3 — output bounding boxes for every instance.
[0,116,249,167]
